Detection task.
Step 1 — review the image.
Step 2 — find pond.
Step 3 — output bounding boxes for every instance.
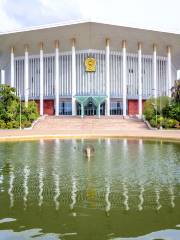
[0,139,179,240]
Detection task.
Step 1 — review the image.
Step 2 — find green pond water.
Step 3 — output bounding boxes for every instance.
[0,139,179,240]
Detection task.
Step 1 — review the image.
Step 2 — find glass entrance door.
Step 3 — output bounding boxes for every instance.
[84,101,97,116]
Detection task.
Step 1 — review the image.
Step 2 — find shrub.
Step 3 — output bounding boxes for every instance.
[175,121,180,129]
[143,100,155,120]
[161,118,177,129]
[0,85,39,129]
[162,103,180,121]
[171,80,180,103]
[6,122,13,129]
[156,96,171,112]
[0,120,6,129]
[16,114,27,123]
[22,120,31,128]
[27,112,38,122]
[167,119,177,128]
[157,116,164,125]
[11,121,20,129]
[150,119,157,128]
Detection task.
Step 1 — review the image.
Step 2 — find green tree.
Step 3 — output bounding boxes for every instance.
[171,80,180,103]
[0,84,39,129]
[0,85,19,121]
[143,96,170,120]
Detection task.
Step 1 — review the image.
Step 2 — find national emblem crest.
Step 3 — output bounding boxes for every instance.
[84,57,96,72]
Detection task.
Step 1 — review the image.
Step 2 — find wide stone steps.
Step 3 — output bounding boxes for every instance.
[34,116,148,131]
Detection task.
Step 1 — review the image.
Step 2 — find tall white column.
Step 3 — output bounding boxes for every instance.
[55,40,60,116]
[10,47,15,87]
[40,42,44,116]
[72,38,76,116]
[153,44,157,98]
[1,70,5,84]
[24,45,29,107]
[122,40,127,117]
[167,46,172,98]
[138,42,142,118]
[105,38,110,116]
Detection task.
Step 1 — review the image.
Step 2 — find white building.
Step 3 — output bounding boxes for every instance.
[0,20,178,117]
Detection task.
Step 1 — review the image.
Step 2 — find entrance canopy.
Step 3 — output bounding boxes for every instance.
[75,95,107,117]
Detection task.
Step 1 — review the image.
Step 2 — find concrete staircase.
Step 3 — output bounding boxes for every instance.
[34,116,148,132]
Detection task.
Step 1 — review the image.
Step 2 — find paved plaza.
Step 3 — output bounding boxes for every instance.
[0,116,179,141]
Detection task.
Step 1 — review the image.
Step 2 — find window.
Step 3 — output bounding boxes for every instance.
[110,101,123,115]
[59,101,72,115]
[129,69,134,74]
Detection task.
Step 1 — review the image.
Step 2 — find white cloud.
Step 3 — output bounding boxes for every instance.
[0,0,22,31]
[38,0,83,20]
[79,0,180,33]
[0,0,180,33]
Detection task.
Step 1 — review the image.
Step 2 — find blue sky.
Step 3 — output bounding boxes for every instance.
[0,0,180,33]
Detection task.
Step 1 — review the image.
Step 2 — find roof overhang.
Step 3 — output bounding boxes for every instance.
[0,20,180,68]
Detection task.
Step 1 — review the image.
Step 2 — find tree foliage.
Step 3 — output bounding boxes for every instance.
[171,80,180,103]
[143,95,180,129]
[0,84,39,129]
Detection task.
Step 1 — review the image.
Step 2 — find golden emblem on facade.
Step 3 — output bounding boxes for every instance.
[85,57,96,72]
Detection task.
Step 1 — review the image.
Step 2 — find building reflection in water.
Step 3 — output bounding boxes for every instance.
[38,139,45,207]
[70,140,77,212]
[169,185,175,208]
[104,139,111,215]
[70,175,77,211]
[8,165,15,208]
[0,167,3,193]
[0,139,178,213]
[53,173,60,210]
[138,140,144,211]
[138,184,144,211]
[105,178,111,216]
[122,139,129,211]
[122,181,129,211]
[155,187,162,211]
[38,168,44,207]
[23,165,30,209]
[53,139,60,210]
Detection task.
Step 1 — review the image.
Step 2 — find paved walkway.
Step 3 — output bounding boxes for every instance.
[0,116,179,141]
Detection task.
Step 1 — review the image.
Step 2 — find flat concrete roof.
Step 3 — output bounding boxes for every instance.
[0,20,180,68]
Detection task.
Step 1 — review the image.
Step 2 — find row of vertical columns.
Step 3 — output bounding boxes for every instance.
[55,40,60,116]
[10,44,45,115]
[39,42,44,116]
[106,39,110,116]
[9,41,172,117]
[167,46,172,98]
[72,39,76,116]
[122,42,172,118]
[138,43,142,118]
[24,44,29,107]
[153,44,157,99]
[0,70,5,84]
[122,40,127,117]
[10,41,60,116]
[10,47,15,88]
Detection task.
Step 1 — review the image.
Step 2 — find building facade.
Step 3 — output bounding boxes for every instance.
[0,21,178,117]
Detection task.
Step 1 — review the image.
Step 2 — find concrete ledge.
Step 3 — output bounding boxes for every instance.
[0,116,179,142]
[0,133,179,142]
[24,116,44,130]
[144,120,157,130]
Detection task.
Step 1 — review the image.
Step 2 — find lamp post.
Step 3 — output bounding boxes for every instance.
[151,102,157,127]
[19,94,22,130]
[157,89,162,130]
